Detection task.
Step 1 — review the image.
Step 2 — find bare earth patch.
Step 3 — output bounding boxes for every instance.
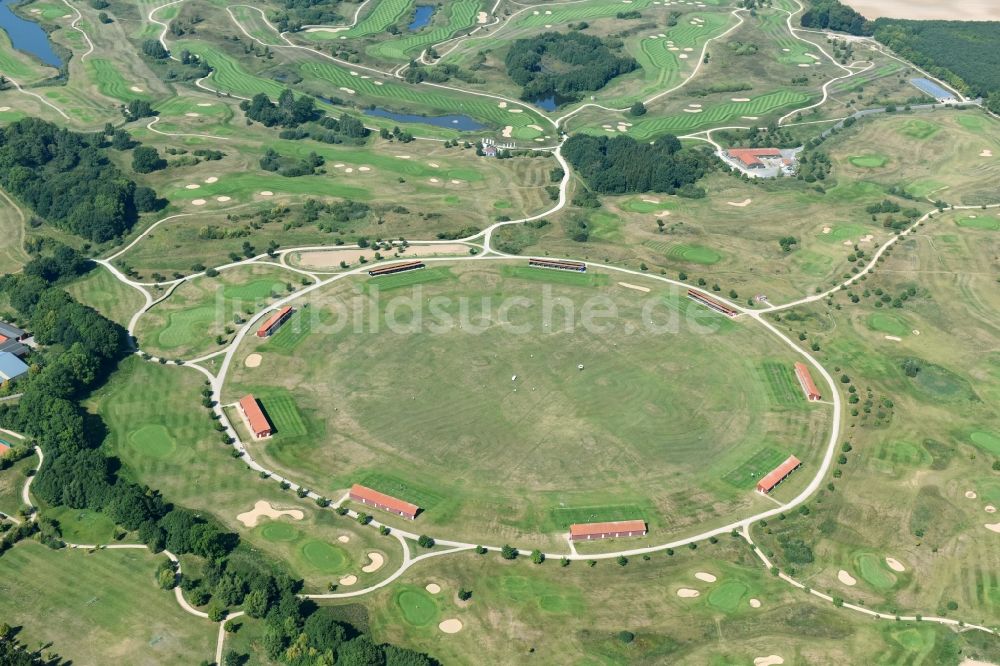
[477,11,488,23]
[244,353,262,368]
[502,126,513,138]
[338,535,350,543]
[676,588,700,598]
[237,500,304,528]
[885,335,902,342]
[695,571,717,582]
[618,282,650,293]
[425,583,441,594]
[361,552,385,573]
[130,86,143,92]
[842,0,1000,20]
[438,619,463,634]
[728,198,752,207]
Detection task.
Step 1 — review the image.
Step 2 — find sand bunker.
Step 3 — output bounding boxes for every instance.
[682,106,699,111]
[185,112,200,117]
[885,557,905,572]
[450,179,461,184]
[339,575,357,586]
[191,199,207,206]
[987,505,997,514]
[439,619,463,634]
[339,87,356,95]
[966,490,978,499]
[885,335,902,342]
[426,583,441,594]
[742,116,759,120]
[429,178,440,183]
[498,101,507,108]
[728,199,752,207]
[860,234,874,242]
[509,109,523,114]
[185,184,200,190]
[822,226,832,234]
[344,167,354,173]
[732,97,751,102]
[502,125,513,138]
[216,196,231,202]
[618,282,651,293]
[842,240,853,246]
[838,570,857,586]
[0,107,10,112]
[237,500,304,528]
[695,572,717,583]
[373,81,384,86]
[358,166,371,172]
[679,54,689,59]
[754,657,785,666]
[362,552,385,573]
[477,11,488,23]
[396,155,411,159]
[528,124,544,131]
[642,198,660,204]
[688,103,702,109]
[260,191,273,196]
[337,535,350,543]
[245,353,262,368]
[428,162,439,168]
[985,523,1000,533]
[676,588,700,598]
[205,176,218,184]
[656,211,671,218]
[798,63,810,68]
[749,598,762,608]
[130,86,144,92]
[197,103,212,107]
[980,149,993,157]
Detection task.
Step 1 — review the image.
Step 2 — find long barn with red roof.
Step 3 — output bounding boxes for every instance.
[257,306,294,338]
[794,362,822,401]
[757,455,802,494]
[570,520,647,541]
[238,394,273,439]
[349,484,420,520]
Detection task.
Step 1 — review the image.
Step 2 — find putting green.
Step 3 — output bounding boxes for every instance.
[156,306,215,349]
[127,424,177,459]
[855,553,897,589]
[897,119,939,140]
[867,313,909,337]
[707,580,749,612]
[664,243,722,265]
[622,199,671,213]
[300,540,349,573]
[971,431,1000,455]
[259,522,300,542]
[849,154,889,168]
[955,216,1000,231]
[818,224,866,243]
[396,588,439,626]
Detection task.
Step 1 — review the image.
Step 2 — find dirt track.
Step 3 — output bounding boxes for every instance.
[842,0,1000,20]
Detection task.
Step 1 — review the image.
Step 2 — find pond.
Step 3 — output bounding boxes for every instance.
[0,0,63,68]
[533,96,558,112]
[365,107,485,131]
[408,5,435,31]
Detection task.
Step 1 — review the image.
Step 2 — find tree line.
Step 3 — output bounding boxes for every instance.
[799,0,871,36]
[562,133,713,195]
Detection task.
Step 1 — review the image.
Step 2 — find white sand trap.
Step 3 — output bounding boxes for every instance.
[749,598,762,608]
[439,619,463,634]
[618,282,650,293]
[985,523,1000,533]
[191,199,207,206]
[197,103,212,107]
[669,47,680,51]
[742,116,759,120]
[842,240,853,246]
[754,657,785,666]
[656,211,671,218]
[339,87,356,95]
[426,583,441,593]
[682,107,700,112]
[798,63,811,68]
[885,557,905,572]
[244,353,262,368]
[216,196,231,202]
[450,179,461,184]
[884,335,902,342]
[677,588,700,598]
[860,234,874,242]
[822,226,832,234]
[396,155,411,159]
[782,48,791,52]
[688,103,702,108]
[987,505,997,514]
[334,163,345,168]
[502,125,513,138]
[966,490,978,499]
[350,71,358,76]
[545,9,552,13]
[604,128,616,132]
[185,112,200,117]
[428,162,439,168]
[429,178,440,183]
[732,97,751,102]
[344,167,354,173]
[260,191,273,196]
[695,572,717,583]
[679,54,689,59]
[362,552,385,573]
[806,53,819,59]
[642,198,660,203]
[204,176,218,184]
[509,108,523,113]
[337,535,350,543]
[980,149,993,157]
[477,11,488,23]
[130,86,144,92]
[545,23,552,27]
[0,107,9,112]
[358,166,371,172]
[339,575,357,586]
[185,184,201,190]
[912,330,920,335]
[683,47,693,52]
[373,81,383,86]
[237,500,304,528]
[498,101,507,108]
[838,570,857,586]
[728,198,752,207]
[528,124,544,131]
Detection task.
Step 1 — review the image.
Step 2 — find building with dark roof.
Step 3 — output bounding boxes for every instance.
[0,352,29,382]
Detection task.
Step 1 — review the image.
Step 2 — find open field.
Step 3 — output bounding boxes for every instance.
[842,0,1000,20]
[223,262,829,547]
[66,267,147,328]
[0,541,215,664]
[0,451,34,518]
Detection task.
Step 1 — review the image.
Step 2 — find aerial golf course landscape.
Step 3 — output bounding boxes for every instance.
[0,0,999,663]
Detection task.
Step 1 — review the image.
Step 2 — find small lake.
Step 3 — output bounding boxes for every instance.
[365,107,485,131]
[408,5,435,31]
[0,0,63,68]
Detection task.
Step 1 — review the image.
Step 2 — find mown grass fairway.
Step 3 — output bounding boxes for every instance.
[226,263,828,546]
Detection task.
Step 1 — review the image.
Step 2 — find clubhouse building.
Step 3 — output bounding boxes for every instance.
[238,394,273,439]
[569,520,647,541]
[757,455,802,494]
[349,484,419,520]
[256,306,294,338]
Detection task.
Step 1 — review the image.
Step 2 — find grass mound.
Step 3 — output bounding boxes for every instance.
[897,119,939,140]
[867,313,909,337]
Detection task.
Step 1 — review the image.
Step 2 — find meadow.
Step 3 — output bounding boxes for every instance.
[223,262,829,547]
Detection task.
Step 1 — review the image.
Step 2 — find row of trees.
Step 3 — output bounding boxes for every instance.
[505,32,638,103]
[241,89,320,128]
[562,134,712,195]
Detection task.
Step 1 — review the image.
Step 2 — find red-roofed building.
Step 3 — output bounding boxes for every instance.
[569,520,647,541]
[794,362,822,401]
[349,484,419,520]
[757,455,802,494]
[726,147,782,169]
[238,394,273,439]
[0,441,9,457]
[257,306,294,338]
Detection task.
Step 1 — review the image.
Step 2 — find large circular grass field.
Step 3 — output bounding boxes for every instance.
[225,263,829,542]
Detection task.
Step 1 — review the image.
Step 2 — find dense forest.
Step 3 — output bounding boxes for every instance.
[872,20,1000,97]
[0,250,437,664]
[800,0,871,35]
[0,119,154,243]
[562,134,712,195]
[505,32,638,103]
[271,0,357,32]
